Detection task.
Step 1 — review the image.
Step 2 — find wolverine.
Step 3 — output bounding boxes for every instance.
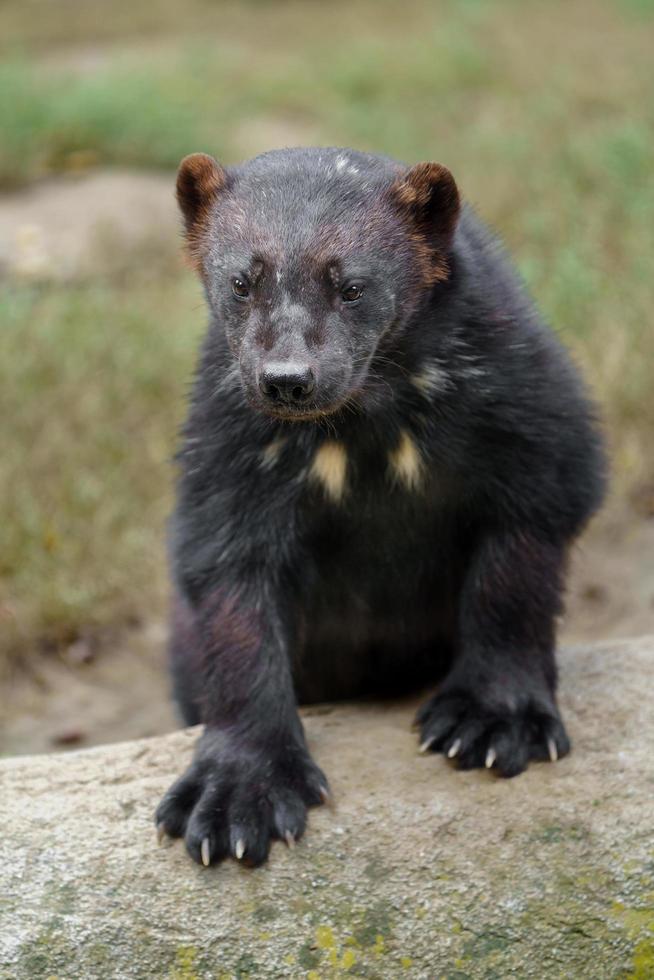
[155,147,606,867]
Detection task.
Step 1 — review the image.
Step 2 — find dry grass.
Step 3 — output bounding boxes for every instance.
[0,272,205,658]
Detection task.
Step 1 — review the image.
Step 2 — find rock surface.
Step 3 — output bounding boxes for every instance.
[2,638,653,980]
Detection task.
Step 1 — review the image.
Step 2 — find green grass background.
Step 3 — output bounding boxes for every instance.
[1,0,653,662]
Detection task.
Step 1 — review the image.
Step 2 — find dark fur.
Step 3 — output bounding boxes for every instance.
[155,147,607,867]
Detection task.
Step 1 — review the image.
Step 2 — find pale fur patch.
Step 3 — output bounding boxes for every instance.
[409,361,451,396]
[260,437,286,469]
[310,440,348,503]
[388,429,423,491]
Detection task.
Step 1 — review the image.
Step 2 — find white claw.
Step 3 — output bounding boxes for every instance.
[447,738,462,759]
[419,736,435,754]
[547,738,558,763]
[319,785,333,807]
[284,830,296,849]
[156,822,167,845]
[485,747,497,769]
[200,837,211,867]
[235,839,245,860]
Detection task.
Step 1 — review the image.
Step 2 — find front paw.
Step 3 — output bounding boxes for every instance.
[155,734,329,867]
[416,688,570,778]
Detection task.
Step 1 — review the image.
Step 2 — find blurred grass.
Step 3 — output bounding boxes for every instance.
[0,0,653,662]
[0,273,205,656]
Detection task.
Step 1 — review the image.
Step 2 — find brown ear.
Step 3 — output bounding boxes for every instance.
[393,162,460,241]
[176,153,228,263]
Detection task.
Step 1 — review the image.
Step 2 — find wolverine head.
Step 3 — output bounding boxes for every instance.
[177,146,460,420]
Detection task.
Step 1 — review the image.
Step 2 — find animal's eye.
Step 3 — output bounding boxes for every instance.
[232,277,250,299]
[341,284,363,303]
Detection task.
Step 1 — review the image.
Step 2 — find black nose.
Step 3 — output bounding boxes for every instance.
[259,362,315,405]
